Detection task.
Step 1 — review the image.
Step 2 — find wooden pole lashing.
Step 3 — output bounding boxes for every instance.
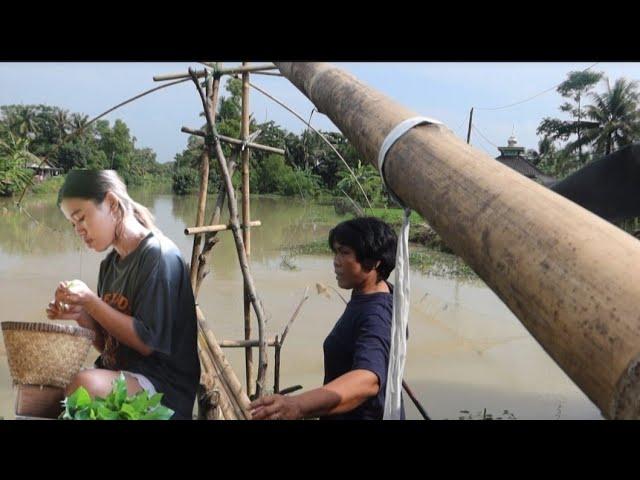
[180,127,285,155]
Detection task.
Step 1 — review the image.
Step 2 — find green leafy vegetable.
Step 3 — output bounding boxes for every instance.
[60,373,174,420]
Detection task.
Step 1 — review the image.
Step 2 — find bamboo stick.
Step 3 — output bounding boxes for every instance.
[252,71,284,77]
[185,220,261,236]
[193,153,237,300]
[198,315,252,416]
[189,68,269,398]
[154,64,277,82]
[198,333,235,419]
[181,127,285,155]
[274,335,281,394]
[241,62,253,398]
[278,385,303,395]
[197,314,250,419]
[276,62,640,419]
[193,127,262,298]
[279,286,310,346]
[219,338,278,348]
[189,148,210,290]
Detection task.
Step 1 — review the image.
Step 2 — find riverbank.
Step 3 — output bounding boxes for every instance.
[285,236,478,282]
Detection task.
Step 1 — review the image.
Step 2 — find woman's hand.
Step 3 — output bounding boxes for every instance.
[46,300,84,321]
[55,279,98,309]
[250,394,303,420]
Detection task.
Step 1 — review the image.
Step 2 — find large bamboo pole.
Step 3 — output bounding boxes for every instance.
[241,62,253,398]
[276,62,640,420]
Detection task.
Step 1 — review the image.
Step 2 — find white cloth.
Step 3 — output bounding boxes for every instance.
[123,371,158,395]
[377,116,441,420]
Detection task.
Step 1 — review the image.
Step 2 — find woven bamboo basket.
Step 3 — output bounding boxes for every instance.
[1,322,95,388]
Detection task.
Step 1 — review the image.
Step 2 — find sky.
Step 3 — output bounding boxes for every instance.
[2,62,640,163]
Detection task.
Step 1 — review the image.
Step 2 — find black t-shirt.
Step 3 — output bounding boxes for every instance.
[321,285,405,420]
[95,231,200,420]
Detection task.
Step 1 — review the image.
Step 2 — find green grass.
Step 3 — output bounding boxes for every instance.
[30,175,66,194]
[409,247,478,281]
[286,238,332,256]
[364,206,424,226]
[284,239,478,281]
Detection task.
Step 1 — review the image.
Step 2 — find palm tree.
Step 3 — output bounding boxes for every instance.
[53,109,70,141]
[70,113,89,131]
[8,105,40,138]
[568,78,640,156]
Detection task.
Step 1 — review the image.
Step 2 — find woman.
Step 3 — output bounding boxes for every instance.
[250,217,404,420]
[46,169,200,420]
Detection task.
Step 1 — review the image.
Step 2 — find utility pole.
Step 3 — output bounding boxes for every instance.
[466,107,474,144]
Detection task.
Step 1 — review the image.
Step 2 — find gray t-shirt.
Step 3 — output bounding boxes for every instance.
[96,231,200,419]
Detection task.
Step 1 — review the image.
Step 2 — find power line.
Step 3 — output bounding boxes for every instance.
[452,116,469,137]
[476,62,600,111]
[471,123,499,149]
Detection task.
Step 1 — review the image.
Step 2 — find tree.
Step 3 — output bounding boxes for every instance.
[0,133,36,195]
[556,70,603,163]
[336,160,383,207]
[53,108,70,141]
[579,78,640,155]
[538,74,640,175]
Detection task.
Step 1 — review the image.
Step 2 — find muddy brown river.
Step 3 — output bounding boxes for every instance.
[0,191,603,419]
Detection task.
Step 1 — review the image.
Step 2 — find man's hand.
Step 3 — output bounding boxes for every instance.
[250,394,304,420]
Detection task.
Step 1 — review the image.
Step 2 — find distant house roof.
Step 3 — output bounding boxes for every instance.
[27,157,63,171]
[495,134,556,187]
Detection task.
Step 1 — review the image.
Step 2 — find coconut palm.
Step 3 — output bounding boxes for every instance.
[4,105,40,138]
[53,109,70,141]
[69,113,90,134]
[567,78,640,156]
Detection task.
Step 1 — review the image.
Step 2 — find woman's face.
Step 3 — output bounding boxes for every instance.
[333,242,372,290]
[60,196,116,252]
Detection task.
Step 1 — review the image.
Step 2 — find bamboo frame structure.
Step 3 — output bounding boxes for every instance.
[153,64,277,82]
[188,67,269,398]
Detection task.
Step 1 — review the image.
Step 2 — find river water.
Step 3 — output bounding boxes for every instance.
[0,191,603,419]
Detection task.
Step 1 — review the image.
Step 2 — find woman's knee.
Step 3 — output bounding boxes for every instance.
[65,369,113,398]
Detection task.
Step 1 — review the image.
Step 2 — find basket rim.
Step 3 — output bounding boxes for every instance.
[1,321,95,341]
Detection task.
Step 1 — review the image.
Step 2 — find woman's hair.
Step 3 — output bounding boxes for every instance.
[57,169,157,234]
[328,217,397,281]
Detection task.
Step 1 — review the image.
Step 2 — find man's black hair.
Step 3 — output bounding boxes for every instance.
[328,217,397,281]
